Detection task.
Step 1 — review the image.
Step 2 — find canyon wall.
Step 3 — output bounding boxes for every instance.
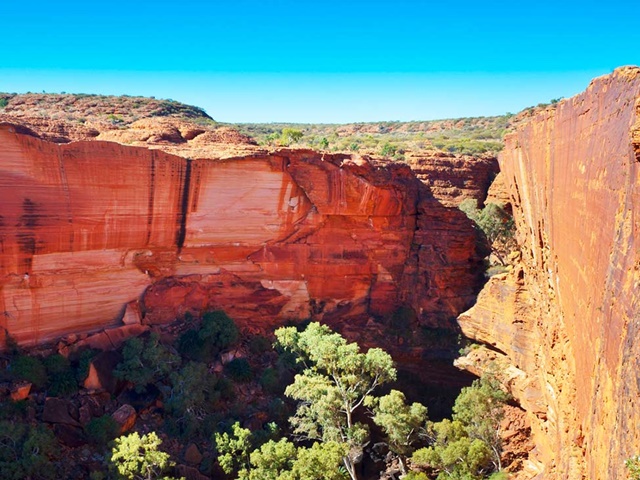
[0,123,485,347]
[458,67,640,479]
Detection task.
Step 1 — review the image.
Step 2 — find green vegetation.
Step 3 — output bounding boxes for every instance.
[459,199,516,266]
[215,421,254,476]
[275,322,396,480]
[411,376,510,479]
[225,358,253,383]
[85,415,120,445]
[166,361,223,416]
[109,431,180,480]
[369,389,428,474]
[627,456,640,480]
[0,98,8,108]
[10,354,48,388]
[1,310,514,479]
[43,354,77,396]
[114,332,179,392]
[177,310,239,362]
[241,438,348,480]
[234,115,510,156]
[280,128,304,146]
[0,420,60,480]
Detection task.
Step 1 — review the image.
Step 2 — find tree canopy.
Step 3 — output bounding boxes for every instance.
[459,199,516,266]
[275,322,396,480]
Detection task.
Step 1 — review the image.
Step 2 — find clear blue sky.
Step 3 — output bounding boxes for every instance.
[2,0,639,122]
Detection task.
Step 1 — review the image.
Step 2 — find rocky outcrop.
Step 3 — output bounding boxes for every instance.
[0,124,485,347]
[403,152,499,207]
[457,67,640,479]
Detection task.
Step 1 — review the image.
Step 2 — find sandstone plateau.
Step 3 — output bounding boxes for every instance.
[0,117,486,348]
[457,67,640,479]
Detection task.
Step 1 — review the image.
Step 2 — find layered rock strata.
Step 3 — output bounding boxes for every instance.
[457,67,640,479]
[0,124,485,347]
[403,151,499,207]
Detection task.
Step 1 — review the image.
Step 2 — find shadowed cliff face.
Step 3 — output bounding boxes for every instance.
[458,67,640,479]
[0,125,485,347]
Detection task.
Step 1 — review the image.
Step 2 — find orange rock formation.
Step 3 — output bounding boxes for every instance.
[403,151,499,207]
[457,67,640,479]
[0,124,485,347]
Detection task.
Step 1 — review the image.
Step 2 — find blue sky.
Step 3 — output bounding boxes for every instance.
[1,0,639,122]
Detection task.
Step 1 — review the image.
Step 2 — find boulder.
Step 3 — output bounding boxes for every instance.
[42,397,80,426]
[10,381,32,401]
[111,404,136,434]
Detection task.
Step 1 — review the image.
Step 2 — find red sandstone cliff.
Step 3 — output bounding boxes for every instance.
[403,151,499,207]
[457,67,640,479]
[0,123,485,347]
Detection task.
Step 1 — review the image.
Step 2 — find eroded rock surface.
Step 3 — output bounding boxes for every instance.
[403,151,499,207]
[0,124,485,347]
[458,67,640,479]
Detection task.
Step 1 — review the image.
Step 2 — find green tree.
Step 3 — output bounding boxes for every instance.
[369,389,428,474]
[240,438,297,480]
[240,439,348,480]
[0,421,60,480]
[114,333,179,392]
[318,137,329,149]
[167,361,221,416]
[214,421,253,476]
[452,376,509,471]
[275,322,396,480]
[459,200,516,266]
[109,431,179,480]
[178,310,239,362]
[410,375,509,479]
[412,419,492,479]
[225,358,253,383]
[380,142,397,157]
[10,355,47,389]
[287,441,348,480]
[280,128,304,146]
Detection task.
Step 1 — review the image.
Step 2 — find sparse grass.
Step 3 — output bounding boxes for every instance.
[232,115,511,156]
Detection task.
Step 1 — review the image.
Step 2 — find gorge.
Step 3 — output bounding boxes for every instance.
[1,66,639,479]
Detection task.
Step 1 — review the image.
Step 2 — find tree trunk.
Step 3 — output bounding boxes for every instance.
[343,456,358,480]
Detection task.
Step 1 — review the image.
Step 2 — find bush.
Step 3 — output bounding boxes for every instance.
[411,375,510,478]
[114,333,179,392]
[259,367,280,394]
[459,199,516,266]
[225,358,253,383]
[380,142,397,157]
[85,415,120,446]
[200,311,239,348]
[403,473,429,480]
[43,354,77,396]
[73,348,99,383]
[280,128,303,146]
[109,431,175,480]
[167,361,223,415]
[11,355,47,389]
[248,335,271,355]
[178,311,239,363]
[0,420,60,479]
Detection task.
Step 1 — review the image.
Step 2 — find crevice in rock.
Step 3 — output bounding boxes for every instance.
[176,158,192,251]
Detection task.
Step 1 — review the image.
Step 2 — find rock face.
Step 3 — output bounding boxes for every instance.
[403,151,499,207]
[458,67,640,479]
[0,124,485,346]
